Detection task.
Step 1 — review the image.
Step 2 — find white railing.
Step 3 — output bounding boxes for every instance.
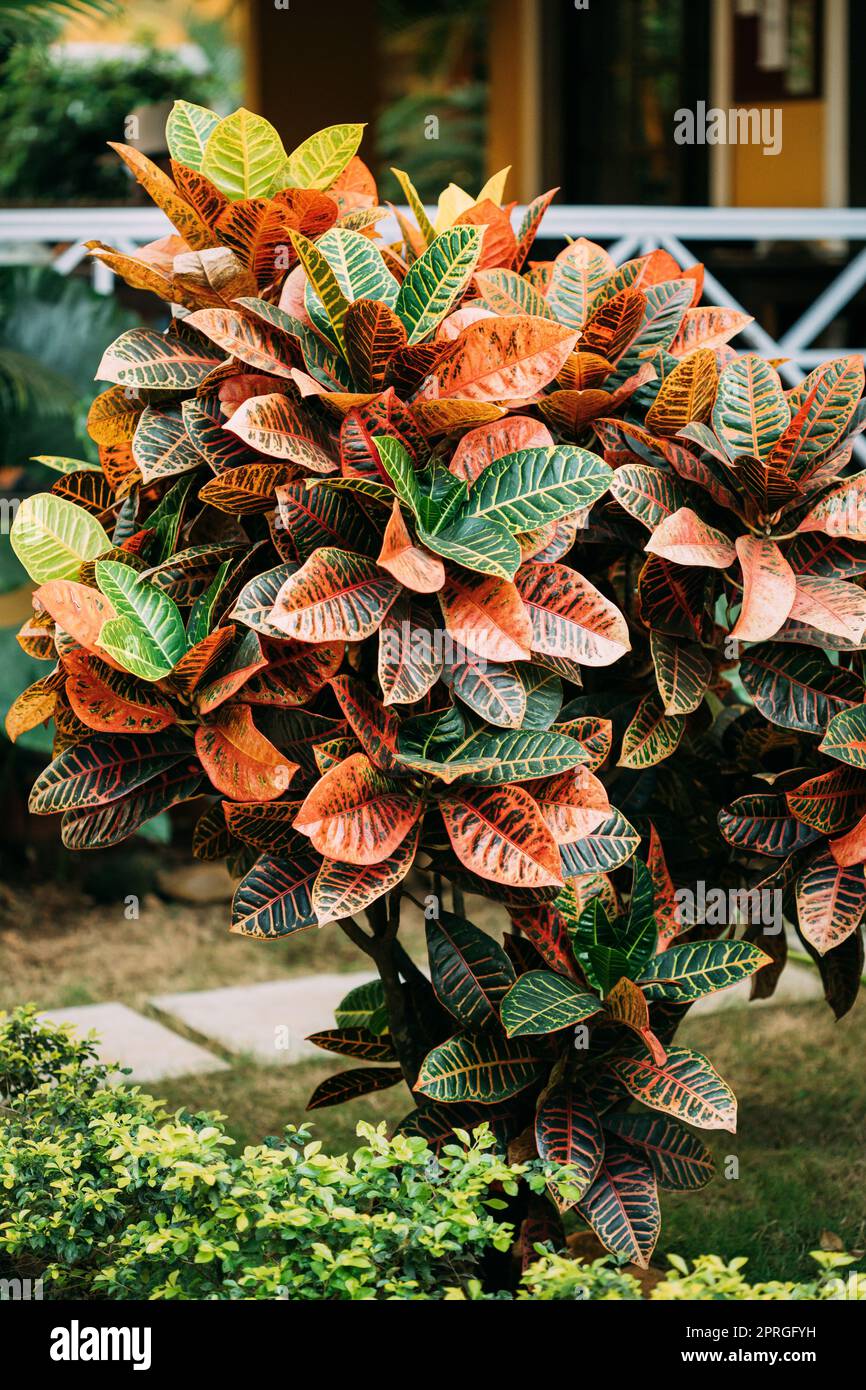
[2,203,866,390]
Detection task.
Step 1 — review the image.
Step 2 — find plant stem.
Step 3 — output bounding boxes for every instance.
[344,897,423,1088]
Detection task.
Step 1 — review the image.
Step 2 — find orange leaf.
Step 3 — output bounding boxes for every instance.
[439,573,532,663]
[108,142,213,250]
[67,658,177,734]
[428,315,578,402]
[645,507,736,569]
[195,704,298,802]
[87,385,143,446]
[454,199,518,269]
[441,784,563,888]
[645,349,718,437]
[33,581,115,653]
[830,811,866,867]
[788,575,866,643]
[295,751,422,865]
[377,501,445,593]
[449,414,553,483]
[605,977,667,1066]
[5,675,60,742]
[529,765,611,844]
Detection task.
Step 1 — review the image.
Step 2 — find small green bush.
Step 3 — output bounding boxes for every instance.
[0,1007,523,1300]
[0,1009,862,1301]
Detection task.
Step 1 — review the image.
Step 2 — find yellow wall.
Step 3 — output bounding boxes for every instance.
[731,100,824,206]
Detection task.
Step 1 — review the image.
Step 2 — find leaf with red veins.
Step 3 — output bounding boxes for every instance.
[788,575,866,644]
[440,784,563,889]
[294,752,422,866]
[195,705,298,802]
[438,573,533,663]
[529,765,611,845]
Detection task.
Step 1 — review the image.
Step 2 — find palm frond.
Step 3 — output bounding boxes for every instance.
[0,0,120,40]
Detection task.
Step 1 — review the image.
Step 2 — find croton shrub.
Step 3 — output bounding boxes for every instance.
[7,102,866,1272]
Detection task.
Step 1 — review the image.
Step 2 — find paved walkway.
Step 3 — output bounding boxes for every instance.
[40,1002,229,1084]
[151,971,375,1065]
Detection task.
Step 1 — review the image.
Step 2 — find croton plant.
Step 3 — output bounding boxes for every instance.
[7,102,866,1271]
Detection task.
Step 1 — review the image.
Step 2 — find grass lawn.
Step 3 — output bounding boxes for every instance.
[0,879,429,1012]
[157,998,866,1284]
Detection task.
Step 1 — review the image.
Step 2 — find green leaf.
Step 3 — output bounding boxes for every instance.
[165,100,219,169]
[95,560,188,680]
[187,560,231,645]
[564,897,625,995]
[311,228,399,309]
[279,123,365,191]
[500,970,602,1037]
[650,632,711,715]
[603,1113,714,1191]
[419,515,521,580]
[335,979,389,1035]
[201,107,287,200]
[390,167,436,247]
[10,493,110,583]
[712,354,790,462]
[31,455,101,474]
[372,436,421,515]
[290,230,352,356]
[454,723,590,784]
[619,692,684,769]
[395,226,482,344]
[536,1084,604,1200]
[820,703,866,769]
[740,643,860,736]
[426,909,515,1028]
[639,939,770,1003]
[459,447,612,534]
[415,1031,546,1103]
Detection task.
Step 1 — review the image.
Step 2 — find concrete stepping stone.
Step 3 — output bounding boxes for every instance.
[151,971,376,1065]
[40,1002,229,1084]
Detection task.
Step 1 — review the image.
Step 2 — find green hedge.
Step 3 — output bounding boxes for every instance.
[0,1009,861,1301]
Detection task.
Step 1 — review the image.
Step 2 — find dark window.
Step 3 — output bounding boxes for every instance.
[548,0,711,205]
